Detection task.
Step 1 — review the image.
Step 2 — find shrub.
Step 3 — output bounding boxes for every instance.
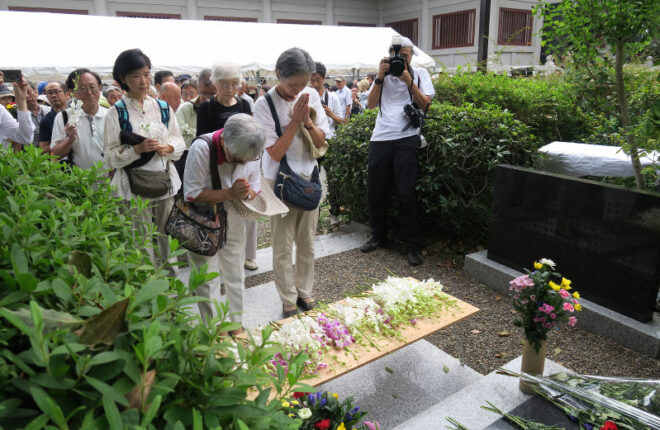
[433,71,589,145]
[326,102,536,243]
[0,147,306,429]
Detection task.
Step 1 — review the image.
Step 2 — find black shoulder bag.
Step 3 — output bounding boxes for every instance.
[264,92,322,211]
[165,135,227,256]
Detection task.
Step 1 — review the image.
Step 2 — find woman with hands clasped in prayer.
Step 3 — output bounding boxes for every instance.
[104,49,185,272]
[253,47,329,318]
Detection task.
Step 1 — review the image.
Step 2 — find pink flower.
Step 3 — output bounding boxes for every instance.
[544,323,552,329]
[521,299,528,304]
[563,302,575,312]
[550,313,557,320]
[538,304,555,314]
[509,275,534,292]
[530,295,536,301]
[568,316,577,327]
[559,289,570,299]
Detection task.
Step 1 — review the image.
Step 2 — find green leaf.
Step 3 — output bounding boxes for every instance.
[0,307,35,338]
[1,303,82,334]
[29,385,67,429]
[88,351,121,367]
[131,279,169,310]
[85,376,129,407]
[50,279,73,303]
[140,394,162,427]
[192,408,203,430]
[11,244,28,274]
[24,413,50,430]
[236,418,250,430]
[102,394,123,430]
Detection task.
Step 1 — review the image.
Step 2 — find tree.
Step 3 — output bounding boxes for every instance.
[535,0,659,190]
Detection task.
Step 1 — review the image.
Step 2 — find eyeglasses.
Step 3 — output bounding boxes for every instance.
[77,85,99,94]
[225,146,261,164]
[46,89,64,96]
[217,81,240,90]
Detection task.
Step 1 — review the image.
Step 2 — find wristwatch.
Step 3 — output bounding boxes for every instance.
[374,78,384,85]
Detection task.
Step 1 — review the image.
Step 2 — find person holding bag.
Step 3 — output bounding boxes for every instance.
[104,49,185,271]
[183,114,266,332]
[253,47,329,318]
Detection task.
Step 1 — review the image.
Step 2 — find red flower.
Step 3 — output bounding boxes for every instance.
[601,421,618,430]
[314,419,330,430]
[293,392,305,399]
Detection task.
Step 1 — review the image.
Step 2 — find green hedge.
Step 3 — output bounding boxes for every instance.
[0,147,303,429]
[326,102,537,243]
[433,72,589,145]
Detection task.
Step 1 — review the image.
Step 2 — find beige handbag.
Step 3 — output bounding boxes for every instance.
[299,107,329,159]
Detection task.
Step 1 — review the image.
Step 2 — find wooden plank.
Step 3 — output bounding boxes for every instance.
[245,293,478,398]
[302,295,479,387]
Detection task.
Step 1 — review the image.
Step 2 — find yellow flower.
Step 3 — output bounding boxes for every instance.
[338,424,346,430]
[288,413,295,418]
[332,393,339,399]
[548,281,561,291]
[533,261,543,270]
[574,303,582,311]
[281,401,290,408]
[572,291,580,299]
[291,400,299,406]
[561,277,572,290]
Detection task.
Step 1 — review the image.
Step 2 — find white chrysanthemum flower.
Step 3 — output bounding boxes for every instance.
[67,99,84,126]
[540,258,556,268]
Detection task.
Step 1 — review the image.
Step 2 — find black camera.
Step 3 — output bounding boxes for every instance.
[403,103,424,129]
[387,37,406,77]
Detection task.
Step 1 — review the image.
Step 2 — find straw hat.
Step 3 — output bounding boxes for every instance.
[231,183,289,220]
[299,107,328,159]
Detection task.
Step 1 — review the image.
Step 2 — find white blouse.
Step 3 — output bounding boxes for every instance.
[103,95,185,201]
[253,86,329,181]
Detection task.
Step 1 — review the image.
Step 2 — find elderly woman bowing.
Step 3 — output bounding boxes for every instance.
[184,113,265,332]
[253,47,329,318]
[104,49,185,271]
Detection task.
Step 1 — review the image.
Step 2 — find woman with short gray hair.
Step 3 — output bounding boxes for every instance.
[183,113,265,333]
[196,61,252,136]
[253,47,330,318]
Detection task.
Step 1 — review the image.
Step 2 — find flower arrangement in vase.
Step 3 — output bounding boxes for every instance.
[509,258,582,392]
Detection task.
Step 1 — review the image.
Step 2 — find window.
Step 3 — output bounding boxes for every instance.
[205,16,258,22]
[116,11,181,19]
[432,9,476,49]
[338,22,377,27]
[386,19,418,45]
[8,6,88,15]
[498,8,532,46]
[277,19,322,25]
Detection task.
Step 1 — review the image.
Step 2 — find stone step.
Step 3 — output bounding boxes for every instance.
[317,340,482,429]
[393,356,570,430]
[176,222,370,286]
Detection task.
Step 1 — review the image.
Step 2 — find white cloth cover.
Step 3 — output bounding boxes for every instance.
[538,141,660,177]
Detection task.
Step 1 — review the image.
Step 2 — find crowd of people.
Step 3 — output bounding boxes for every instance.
[0,36,434,330]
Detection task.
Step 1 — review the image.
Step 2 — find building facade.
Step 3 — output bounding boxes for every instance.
[1,0,543,69]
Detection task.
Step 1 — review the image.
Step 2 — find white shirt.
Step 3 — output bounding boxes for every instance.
[370,67,435,142]
[0,105,34,147]
[318,89,343,138]
[335,86,352,114]
[52,105,108,170]
[103,95,185,201]
[253,87,329,181]
[239,94,255,113]
[183,135,261,202]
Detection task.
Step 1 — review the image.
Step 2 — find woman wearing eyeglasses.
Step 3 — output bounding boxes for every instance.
[184,113,265,333]
[196,61,252,136]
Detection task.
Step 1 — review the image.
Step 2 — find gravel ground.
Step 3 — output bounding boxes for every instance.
[246,242,660,378]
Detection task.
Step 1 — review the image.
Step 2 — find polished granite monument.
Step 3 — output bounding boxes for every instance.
[488,165,660,322]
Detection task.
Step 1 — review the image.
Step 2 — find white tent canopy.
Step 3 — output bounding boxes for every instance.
[0,11,436,80]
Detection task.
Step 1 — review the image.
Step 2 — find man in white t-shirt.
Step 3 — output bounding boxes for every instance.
[334,76,352,119]
[310,62,344,139]
[360,36,435,267]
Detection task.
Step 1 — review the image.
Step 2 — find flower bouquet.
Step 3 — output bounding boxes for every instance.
[281,390,377,430]
[510,258,582,353]
[5,103,17,119]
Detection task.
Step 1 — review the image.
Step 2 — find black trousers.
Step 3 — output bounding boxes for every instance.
[367,134,422,251]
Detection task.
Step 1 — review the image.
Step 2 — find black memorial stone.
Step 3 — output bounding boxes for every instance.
[488,165,660,323]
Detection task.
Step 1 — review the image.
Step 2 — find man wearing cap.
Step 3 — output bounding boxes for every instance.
[334,76,352,119]
[0,77,34,148]
[360,36,435,266]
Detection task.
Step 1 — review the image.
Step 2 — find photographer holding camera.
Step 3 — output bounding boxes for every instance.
[360,36,435,266]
